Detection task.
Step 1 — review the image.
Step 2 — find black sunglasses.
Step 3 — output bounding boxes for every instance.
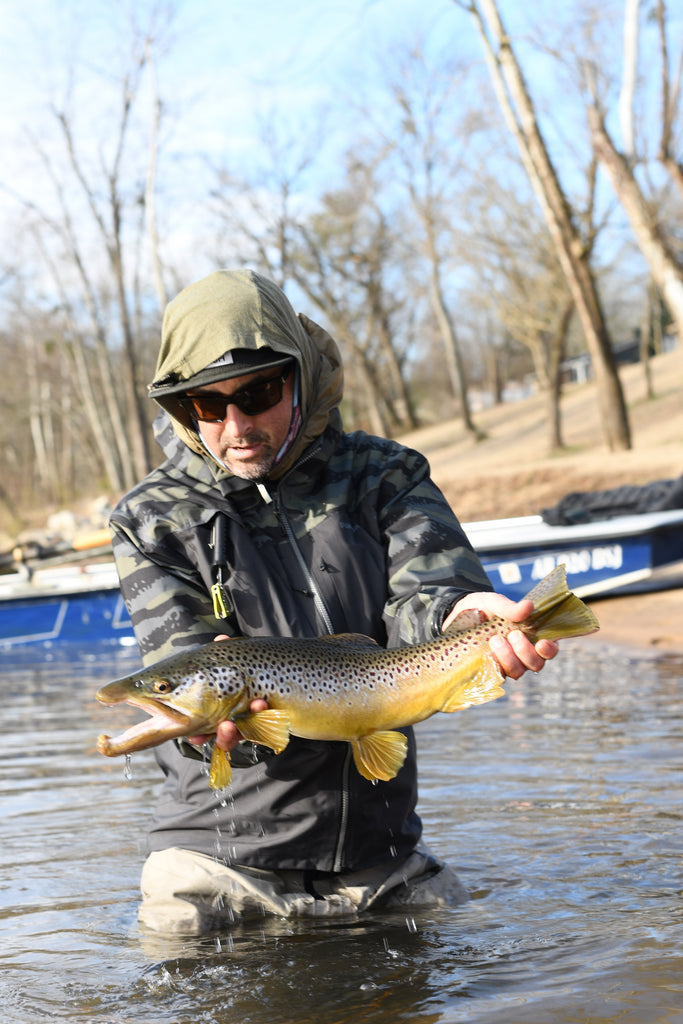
[178,369,291,423]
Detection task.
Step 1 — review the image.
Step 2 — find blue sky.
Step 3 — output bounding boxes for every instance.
[1,0,459,127]
[0,0,486,284]
[0,0,462,229]
[1,0,676,301]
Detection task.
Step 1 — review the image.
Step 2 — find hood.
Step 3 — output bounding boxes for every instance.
[148,269,344,479]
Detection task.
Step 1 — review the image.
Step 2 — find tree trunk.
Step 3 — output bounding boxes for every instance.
[465,0,632,451]
[428,259,480,438]
[588,106,683,344]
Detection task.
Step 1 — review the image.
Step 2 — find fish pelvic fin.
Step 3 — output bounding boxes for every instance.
[440,651,507,712]
[523,565,600,641]
[351,730,408,782]
[233,709,291,754]
[209,746,232,790]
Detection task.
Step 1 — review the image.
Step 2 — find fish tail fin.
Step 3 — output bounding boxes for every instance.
[209,746,232,790]
[351,730,408,782]
[523,565,600,641]
[233,709,291,754]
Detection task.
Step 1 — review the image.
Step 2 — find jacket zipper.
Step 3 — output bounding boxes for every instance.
[271,489,335,636]
[267,474,351,867]
[333,747,352,872]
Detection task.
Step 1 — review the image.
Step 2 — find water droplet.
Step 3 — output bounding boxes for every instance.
[123,754,133,781]
[405,916,418,934]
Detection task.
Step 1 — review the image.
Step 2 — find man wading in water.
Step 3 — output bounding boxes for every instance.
[111,269,557,933]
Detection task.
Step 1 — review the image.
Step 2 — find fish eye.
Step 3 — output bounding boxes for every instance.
[153,679,172,694]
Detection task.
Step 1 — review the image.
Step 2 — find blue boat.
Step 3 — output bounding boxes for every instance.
[464,508,683,601]
[1,508,682,648]
[0,563,136,650]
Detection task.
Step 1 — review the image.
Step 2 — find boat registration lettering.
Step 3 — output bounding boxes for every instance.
[530,544,623,580]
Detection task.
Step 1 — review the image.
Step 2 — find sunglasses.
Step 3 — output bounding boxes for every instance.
[178,369,291,423]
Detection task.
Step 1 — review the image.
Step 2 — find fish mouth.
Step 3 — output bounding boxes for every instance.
[96,694,194,756]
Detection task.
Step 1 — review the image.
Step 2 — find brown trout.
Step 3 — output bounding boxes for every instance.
[96,565,598,788]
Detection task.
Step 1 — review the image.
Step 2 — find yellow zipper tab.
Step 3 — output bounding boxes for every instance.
[211,582,229,620]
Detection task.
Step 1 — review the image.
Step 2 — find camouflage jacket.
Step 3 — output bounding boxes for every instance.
[110,416,490,872]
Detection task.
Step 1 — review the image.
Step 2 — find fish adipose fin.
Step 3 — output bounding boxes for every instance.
[440,651,507,712]
[351,730,408,782]
[233,709,291,754]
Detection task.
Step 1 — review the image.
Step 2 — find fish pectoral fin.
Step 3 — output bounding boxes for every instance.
[233,709,291,754]
[209,746,232,790]
[351,730,408,782]
[441,652,507,712]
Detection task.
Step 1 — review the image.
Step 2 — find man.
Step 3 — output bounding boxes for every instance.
[110,269,557,934]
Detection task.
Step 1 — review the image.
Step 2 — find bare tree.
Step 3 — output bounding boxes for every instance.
[53,58,152,485]
[655,0,683,201]
[212,125,420,434]
[291,159,419,434]
[210,110,323,289]
[379,44,481,438]
[2,9,176,508]
[457,0,632,451]
[582,0,683,342]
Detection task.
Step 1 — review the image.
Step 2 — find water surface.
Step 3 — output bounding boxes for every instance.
[1,639,681,1023]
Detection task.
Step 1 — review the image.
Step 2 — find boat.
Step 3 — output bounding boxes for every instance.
[1,507,682,649]
[464,508,683,601]
[0,562,136,650]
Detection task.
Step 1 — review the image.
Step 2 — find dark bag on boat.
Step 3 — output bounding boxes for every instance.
[541,474,683,525]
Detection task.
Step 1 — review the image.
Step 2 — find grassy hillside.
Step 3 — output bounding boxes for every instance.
[399,345,683,524]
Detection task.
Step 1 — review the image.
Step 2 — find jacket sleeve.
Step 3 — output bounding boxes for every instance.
[109,512,233,667]
[376,443,492,648]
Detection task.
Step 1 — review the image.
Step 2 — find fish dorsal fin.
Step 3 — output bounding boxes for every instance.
[444,609,487,634]
[440,651,506,712]
[351,730,408,781]
[318,633,381,649]
[233,709,291,754]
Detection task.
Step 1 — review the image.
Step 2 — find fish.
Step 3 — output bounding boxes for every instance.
[96,565,599,789]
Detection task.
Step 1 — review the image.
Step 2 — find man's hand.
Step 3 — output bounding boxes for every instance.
[443,592,559,679]
[187,634,270,749]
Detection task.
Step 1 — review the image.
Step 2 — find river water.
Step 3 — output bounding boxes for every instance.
[1,637,681,1023]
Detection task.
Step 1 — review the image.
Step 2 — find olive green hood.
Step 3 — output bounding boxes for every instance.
[148,269,344,479]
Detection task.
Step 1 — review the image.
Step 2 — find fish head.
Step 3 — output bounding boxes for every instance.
[96,650,246,756]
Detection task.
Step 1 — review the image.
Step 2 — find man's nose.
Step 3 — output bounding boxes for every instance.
[219,401,253,435]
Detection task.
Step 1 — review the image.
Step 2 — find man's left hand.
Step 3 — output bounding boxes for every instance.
[443,592,559,679]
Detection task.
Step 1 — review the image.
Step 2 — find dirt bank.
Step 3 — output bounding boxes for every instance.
[400,345,683,655]
[586,587,683,654]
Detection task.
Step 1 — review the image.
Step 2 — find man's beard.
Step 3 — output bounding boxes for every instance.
[223,435,277,480]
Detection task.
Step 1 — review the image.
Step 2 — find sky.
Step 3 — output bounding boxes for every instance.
[1,0,677,302]
[0,0,469,273]
[0,0,461,152]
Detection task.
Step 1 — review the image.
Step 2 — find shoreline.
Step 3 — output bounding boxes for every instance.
[584,587,683,655]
